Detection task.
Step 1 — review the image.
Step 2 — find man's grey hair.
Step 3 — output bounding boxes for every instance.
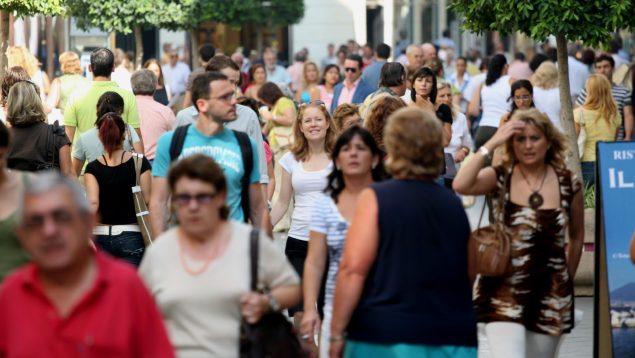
[131,69,157,96]
[17,171,91,223]
[406,44,420,55]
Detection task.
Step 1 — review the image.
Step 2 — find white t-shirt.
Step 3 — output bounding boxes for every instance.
[444,112,474,159]
[279,152,333,241]
[139,221,299,358]
[480,75,511,128]
[533,86,562,131]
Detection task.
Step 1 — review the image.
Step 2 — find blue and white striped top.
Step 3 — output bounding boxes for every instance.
[309,193,349,311]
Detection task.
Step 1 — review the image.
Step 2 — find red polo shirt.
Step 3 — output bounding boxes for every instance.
[0,252,174,358]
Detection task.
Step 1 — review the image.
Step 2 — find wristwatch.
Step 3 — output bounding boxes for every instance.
[478,146,491,159]
[266,293,280,312]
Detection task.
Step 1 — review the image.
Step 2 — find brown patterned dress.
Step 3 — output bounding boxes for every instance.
[474,165,582,336]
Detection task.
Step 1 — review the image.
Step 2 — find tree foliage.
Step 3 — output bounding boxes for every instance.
[185,0,304,28]
[450,0,633,47]
[0,0,66,16]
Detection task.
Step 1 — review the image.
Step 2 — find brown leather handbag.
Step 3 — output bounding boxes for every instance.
[468,170,512,277]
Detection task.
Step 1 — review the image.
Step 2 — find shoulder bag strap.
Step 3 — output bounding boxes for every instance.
[125,123,136,154]
[249,228,259,292]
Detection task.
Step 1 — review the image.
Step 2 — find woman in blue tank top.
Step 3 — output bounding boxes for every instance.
[330,107,477,358]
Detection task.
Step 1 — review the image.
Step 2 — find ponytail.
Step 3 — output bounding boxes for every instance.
[97,112,126,157]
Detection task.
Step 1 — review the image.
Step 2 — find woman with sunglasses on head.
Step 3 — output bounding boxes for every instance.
[301,126,385,357]
[319,64,341,111]
[5,81,72,175]
[270,102,338,326]
[0,120,31,280]
[84,112,151,267]
[409,67,452,147]
[140,154,300,356]
[71,91,143,177]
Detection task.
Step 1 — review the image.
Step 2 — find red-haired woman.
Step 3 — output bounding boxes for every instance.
[84,112,152,267]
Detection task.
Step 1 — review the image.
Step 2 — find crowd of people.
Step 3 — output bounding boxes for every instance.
[0,35,631,357]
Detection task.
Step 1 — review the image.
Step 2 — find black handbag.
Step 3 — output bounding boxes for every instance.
[239,229,304,358]
[34,121,61,171]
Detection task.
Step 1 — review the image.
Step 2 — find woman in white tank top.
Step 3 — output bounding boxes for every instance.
[470,54,514,149]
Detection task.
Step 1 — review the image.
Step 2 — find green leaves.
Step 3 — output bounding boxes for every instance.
[65,0,305,34]
[450,0,634,47]
[0,0,66,16]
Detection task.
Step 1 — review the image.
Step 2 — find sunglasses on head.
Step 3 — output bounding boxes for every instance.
[299,100,326,108]
[17,79,40,95]
[345,67,358,73]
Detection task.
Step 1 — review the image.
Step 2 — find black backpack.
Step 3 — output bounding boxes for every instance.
[169,124,253,223]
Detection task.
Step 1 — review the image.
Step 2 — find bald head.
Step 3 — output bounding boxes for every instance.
[421,43,437,61]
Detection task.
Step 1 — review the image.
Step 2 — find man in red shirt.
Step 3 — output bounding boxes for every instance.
[0,172,174,358]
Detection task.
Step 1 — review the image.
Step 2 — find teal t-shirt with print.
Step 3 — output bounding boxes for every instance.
[153,125,260,222]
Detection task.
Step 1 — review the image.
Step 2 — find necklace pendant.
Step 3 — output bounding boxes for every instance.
[529,192,544,210]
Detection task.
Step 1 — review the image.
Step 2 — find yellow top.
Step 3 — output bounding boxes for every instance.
[574,108,620,162]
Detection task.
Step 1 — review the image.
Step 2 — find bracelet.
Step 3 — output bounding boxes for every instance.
[461,147,470,155]
[329,334,346,343]
[478,146,491,159]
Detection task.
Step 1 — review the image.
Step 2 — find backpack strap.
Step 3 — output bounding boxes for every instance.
[233,130,253,223]
[169,124,190,162]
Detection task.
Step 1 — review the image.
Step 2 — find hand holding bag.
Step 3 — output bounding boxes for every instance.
[131,153,153,246]
[577,109,587,159]
[239,229,304,358]
[468,169,512,277]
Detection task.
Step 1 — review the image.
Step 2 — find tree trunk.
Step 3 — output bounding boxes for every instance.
[45,17,54,80]
[0,11,9,79]
[555,33,582,180]
[190,27,199,70]
[134,26,144,70]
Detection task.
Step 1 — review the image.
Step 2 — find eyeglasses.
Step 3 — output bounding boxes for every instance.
[173,192,217,206]
[345,67,358,73]
[299,100,326,108]
[513,95,531,101]
[20,209,79,232]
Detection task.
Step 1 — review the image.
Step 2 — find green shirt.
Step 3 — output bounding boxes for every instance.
[63,81,140,143]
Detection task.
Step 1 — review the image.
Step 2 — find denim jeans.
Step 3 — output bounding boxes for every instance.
[581,161,596,188]
[96,231,145,267]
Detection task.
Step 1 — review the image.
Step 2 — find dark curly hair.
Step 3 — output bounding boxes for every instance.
[363,95,406,151]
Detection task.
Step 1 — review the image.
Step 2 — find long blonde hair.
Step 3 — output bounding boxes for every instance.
[290,103,338,161]
[301,62,320,90]
[583,74,618,125]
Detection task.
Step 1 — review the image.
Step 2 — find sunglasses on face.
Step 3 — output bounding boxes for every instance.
[172,192,217,206]
[345,67,358,73]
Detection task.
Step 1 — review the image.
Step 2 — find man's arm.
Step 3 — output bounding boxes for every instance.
[623,104,633,140]
[249,183,266,232]
[149,176,169,236]
[182,90,192,109]
[64,126,76,145]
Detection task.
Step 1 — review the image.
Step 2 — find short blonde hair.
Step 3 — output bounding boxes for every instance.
[384,107,443,178]
[531,61,558,89]
[332,103,359,130]
[59,51,82,75]
[502,108,567,169]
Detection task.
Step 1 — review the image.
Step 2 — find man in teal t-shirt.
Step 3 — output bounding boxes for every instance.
[150,72,265,236]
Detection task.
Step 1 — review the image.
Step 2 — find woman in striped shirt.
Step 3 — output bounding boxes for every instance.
[301,126,385,357]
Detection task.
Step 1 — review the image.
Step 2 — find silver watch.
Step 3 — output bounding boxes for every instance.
[267,293,280,312]
[478,146,491,159]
